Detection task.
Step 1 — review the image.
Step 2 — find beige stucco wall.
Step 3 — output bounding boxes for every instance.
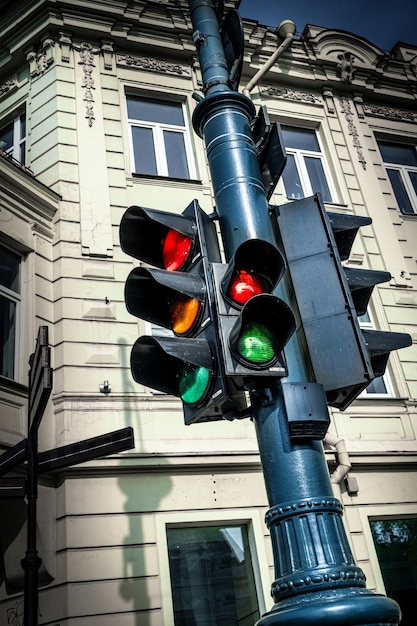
[0,2,416,623]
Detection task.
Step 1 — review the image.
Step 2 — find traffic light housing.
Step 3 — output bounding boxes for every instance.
[120,200,247,424]
[212,238,296,387]
[272,194,412,410]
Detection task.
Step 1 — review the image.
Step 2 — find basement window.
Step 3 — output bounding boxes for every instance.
[167,524,260,626]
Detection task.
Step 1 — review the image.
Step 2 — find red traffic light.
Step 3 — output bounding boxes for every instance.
[222,240,285,308]
[227,269,269,306]
[120,204,198,271]
[162,228,194,271]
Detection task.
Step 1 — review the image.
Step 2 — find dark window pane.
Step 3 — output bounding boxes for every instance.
[305,156,332,202]
[386,169,415,214]
[0,294,16,379]
[379,142,417,167]
[370,518,417,626]
[132,126,157,175]
[0,122,14,152]
[20,113,26,139]
[167,525,260,626]
[164,131,190,179]
[127,97,184,126]
[0,247,20,292]
[409,171,417,198]
[365,376,387,394]
[281,126,320,152]
[282,153,304,199]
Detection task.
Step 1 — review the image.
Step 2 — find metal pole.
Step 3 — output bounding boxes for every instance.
[188,1,401,623]
[21,429,41,626]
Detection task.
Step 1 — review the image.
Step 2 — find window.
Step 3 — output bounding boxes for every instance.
[281,126,334,202]
[0,112,26,165]
[370,518,417,626]
[379,141,417,215]
[167,524,260,626]
[0,245,21,380]
[127,95,194,179]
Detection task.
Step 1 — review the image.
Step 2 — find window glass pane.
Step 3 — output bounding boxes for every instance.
[370,518,417,626]
[127,96,184,126]
[379,142,417,167]
[358,311,371,324]
[164,131,190,179]
[132,126,157,175]
[167,525,260,626]
[365,376,387,394]
[281,126,320,152]
[386,169,415,215]
[0,247,20,292]
[282,153,304,199]
[305,156,332,202]
[0,294,16,379]
[0,122,14,152]
[20,113,26,139]
[409,171,417,197]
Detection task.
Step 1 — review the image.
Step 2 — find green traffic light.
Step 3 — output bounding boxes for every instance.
[236,322,277,365]
[178,362,212,405]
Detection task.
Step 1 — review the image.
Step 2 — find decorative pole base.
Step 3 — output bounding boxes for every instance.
[256,588,401,626]
[251,384,401,626]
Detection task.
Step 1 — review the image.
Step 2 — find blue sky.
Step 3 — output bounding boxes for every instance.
[239,0,417,51]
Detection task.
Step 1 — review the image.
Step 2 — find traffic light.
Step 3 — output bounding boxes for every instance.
[272,194,412,410]
[212,238,296,387]
[252,106,287,200]
[119,200,247,424]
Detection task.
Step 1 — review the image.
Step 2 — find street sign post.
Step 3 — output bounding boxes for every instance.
[0,327,135,626]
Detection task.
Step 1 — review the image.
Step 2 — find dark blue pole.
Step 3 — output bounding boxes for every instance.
[188,1,401,624]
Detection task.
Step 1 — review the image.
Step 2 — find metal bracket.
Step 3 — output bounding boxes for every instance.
[192,29,207,46]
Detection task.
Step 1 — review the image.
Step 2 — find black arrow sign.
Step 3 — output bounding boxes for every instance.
[38,427,135,473]
[28,326,53,432]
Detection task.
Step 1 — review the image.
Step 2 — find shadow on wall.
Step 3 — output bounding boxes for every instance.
[118,336,173,626]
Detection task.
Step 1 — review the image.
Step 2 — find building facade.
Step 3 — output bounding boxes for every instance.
[0,1,416,624]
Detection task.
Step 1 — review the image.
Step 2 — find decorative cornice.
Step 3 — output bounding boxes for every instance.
[26,36,55,78]
[340,97,367,170]
[363,103,417,122]
[31,220,55,240]
[0,76,18,100]
[323,88,335,115]
[116,53,191,76]
[100,40,115,71]
[261,85,322,104]
[58,31,72,63]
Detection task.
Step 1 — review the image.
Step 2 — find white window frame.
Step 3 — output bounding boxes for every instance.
[381,150,417,215]
[0,245,21,381]
[126,95,196,179]
[0,111,26,163]
[156,510,271,626]
[281,126,337,202]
